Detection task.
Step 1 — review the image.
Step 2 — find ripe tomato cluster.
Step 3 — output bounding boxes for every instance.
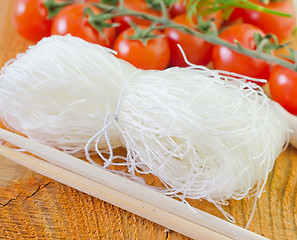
[12,0,297,115]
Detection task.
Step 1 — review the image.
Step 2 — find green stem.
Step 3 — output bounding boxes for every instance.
[187,0,292,17]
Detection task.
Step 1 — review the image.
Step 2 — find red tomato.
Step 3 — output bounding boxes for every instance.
[12,0,52,42]
[113,0,162,34]
[269,64,297,115]
[113,26,170,70]
[229,0,296,42]
[169,0,187,18]
[164,14,214,67]
[51,3,116,47]
[212,23,270,80]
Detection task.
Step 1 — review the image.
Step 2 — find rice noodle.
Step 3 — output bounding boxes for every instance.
[0,35,289,223]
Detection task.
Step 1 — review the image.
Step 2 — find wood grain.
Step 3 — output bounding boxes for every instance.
[0,1,297,239]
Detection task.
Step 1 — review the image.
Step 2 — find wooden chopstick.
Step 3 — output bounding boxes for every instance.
[0,128,268,240]
[0,144,226,240]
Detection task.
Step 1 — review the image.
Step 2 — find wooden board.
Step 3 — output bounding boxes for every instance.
[0,1,297,239]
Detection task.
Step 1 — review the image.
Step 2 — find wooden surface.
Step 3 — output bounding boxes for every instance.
[0,1,297,239]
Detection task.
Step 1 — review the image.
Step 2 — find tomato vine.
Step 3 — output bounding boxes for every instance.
[16,0,297,72]
[78,0,297,72]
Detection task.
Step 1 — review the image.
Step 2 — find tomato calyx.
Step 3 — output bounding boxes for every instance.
[226,30,289,59]
[43,0,75,18]
[125,22,163,46]
[253,33,288,54]
[194,15,217,34]
[83,7,119,35]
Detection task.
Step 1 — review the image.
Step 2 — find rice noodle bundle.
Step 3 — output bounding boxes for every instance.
[0,35,289,218]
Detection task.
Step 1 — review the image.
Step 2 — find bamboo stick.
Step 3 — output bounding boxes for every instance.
[0,128,268,240]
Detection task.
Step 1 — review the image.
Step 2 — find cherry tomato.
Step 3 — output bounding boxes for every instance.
[169,0,187,18]
[12,0,52,42]
[164,14,214,67]
[269,64,297,115]
[51,3,116,47]
[212,23,270,80]
[113,26,170,70]
[229,0,296,42]
[113,0,162,34]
